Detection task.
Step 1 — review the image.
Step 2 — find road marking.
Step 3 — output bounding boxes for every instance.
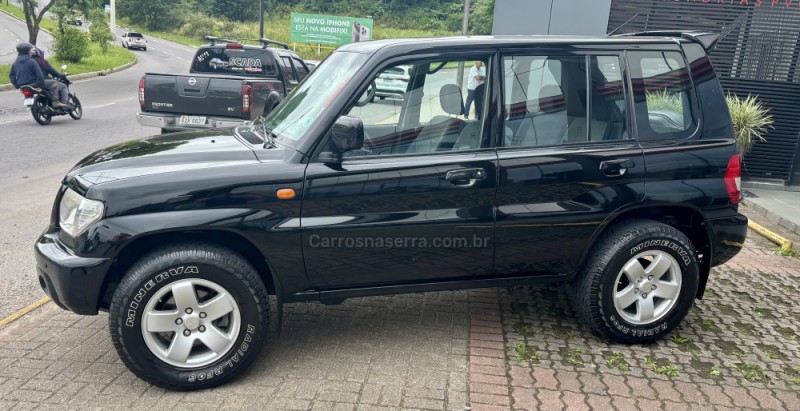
[0,296,50,329]
[87,97,134,109]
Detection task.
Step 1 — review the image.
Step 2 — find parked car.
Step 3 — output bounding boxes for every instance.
[35,32,747,391]
[303,59,320,71]
[373,64,411,101]
[136,36,309,133]
[121,32,147,51]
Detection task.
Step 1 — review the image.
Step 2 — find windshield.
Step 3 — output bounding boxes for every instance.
[264,51,368,146]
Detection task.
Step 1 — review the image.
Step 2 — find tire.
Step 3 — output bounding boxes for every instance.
[68,95,82,119]
[573,219,699,344]
[31,99,51,125]
[109,243,270,390]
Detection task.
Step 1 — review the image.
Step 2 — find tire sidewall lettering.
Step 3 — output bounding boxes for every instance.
[124,266,199,328]
[606,234,697,337]
[629,239,691,266]
[186,323,257,383]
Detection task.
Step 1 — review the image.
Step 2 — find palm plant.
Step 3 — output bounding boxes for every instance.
[726,94,773,156]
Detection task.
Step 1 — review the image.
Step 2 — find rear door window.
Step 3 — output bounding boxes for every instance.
[280,57,297,83]
[191,47,276,76]
[292,57,309,81]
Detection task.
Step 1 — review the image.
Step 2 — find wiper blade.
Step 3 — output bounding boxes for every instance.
[252,117,277,148]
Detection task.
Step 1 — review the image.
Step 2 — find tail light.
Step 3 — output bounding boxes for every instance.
[226,43,244,49]
[724,154,742,205]
[21,89,34,97]
[138,77,145,109]
[242,84,252,113]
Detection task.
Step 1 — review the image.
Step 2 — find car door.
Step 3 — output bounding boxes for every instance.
[495,50,645,276]
[279,56,299,93]
[302,55,497,289]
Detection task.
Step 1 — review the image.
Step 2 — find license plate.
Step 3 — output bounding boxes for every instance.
[23,97,34,107]
[178,115,206,126]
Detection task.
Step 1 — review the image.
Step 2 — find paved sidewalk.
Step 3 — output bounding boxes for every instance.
[492,231,800,410]
[0,292,471,410]
[743,188,800,236]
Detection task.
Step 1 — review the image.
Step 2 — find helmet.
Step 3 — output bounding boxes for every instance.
[30,48,41,57]
[16,42,34,55]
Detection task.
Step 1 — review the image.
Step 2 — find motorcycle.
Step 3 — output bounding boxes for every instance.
[20,65,82,125]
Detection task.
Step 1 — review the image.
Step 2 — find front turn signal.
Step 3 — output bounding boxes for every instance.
[276,188,296,200]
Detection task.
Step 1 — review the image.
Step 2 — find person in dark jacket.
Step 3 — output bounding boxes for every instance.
[9,42,46,91]
[31,47,71,107]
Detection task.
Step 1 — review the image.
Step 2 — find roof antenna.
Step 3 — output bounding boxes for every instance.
[607,13,640,36]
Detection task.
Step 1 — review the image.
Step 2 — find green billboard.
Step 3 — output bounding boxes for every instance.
[290,13,374,46]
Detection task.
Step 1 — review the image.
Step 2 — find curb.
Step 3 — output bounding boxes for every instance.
[0,296,50,330]
[741,197,800,238]
[748,220,793,251]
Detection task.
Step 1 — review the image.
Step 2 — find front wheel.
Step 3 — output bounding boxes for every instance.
[31,99,51,125]
[68,94,82,119]
[573,219,699,343]
[109,243,270,390]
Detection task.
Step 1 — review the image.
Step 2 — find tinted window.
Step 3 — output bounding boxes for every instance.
[292,58,309,81]
[589,56,626,141]
[629,51,697,140]
[682,43,733,138]
[502,55,588,147]
[344,58,490,156]
[127,33,143,38]
[280,57,297,82]
[191,48,277,76]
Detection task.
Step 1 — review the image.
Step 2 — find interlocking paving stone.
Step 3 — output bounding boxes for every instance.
[0,292,470,410]
[500,230,800,410]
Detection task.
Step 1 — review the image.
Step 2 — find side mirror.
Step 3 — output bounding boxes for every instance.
[318,115,364,164]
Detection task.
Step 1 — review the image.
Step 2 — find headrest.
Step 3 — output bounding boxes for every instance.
[539,85,565,113]
[439,84,464,116]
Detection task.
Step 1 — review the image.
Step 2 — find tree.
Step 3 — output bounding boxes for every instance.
[51,0,93,35]
[118,0,185,31]
[21,0,58,45]
[88,9,115,53]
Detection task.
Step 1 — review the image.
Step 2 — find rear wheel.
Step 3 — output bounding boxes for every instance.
[573,219,699,343]
[31,99,51,125]
[109,243,270,390]
[68,95,82,119]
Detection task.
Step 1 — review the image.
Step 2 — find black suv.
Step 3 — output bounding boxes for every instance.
[35,32,747,390]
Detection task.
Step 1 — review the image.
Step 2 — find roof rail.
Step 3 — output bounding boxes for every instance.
[612,31,721,51]
[259,38,289,50]
[204,36,242,46]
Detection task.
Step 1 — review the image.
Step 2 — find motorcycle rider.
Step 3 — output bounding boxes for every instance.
[31,47,72,109]
[9,42,46,95]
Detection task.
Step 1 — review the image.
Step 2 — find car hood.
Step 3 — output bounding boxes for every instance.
[66,130,268,186]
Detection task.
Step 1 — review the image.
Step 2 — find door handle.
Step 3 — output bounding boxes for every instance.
[446,168,487,188]
[600,159,634,177]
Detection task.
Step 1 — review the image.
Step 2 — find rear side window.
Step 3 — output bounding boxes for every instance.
[280,57,297,82]
[682,43,733,138]
[629,51,698,140]
[292,57,308,81]
[191,48,277,76]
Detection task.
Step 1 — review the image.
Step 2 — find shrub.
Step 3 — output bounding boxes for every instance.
[727,94,773,156]
[54,27,91,63]
[88,11,116,53]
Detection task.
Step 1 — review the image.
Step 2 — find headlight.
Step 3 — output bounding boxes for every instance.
[59,188,104,238]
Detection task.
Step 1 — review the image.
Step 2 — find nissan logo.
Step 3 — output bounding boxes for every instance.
[188,78,197,86]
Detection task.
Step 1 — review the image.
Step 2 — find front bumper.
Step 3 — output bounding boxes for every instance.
[34,231,112,315]
[708,213,748,267]
[136,113,246,131]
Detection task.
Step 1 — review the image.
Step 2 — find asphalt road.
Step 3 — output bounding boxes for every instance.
[0,8,54,65]
[0,14,195,318]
